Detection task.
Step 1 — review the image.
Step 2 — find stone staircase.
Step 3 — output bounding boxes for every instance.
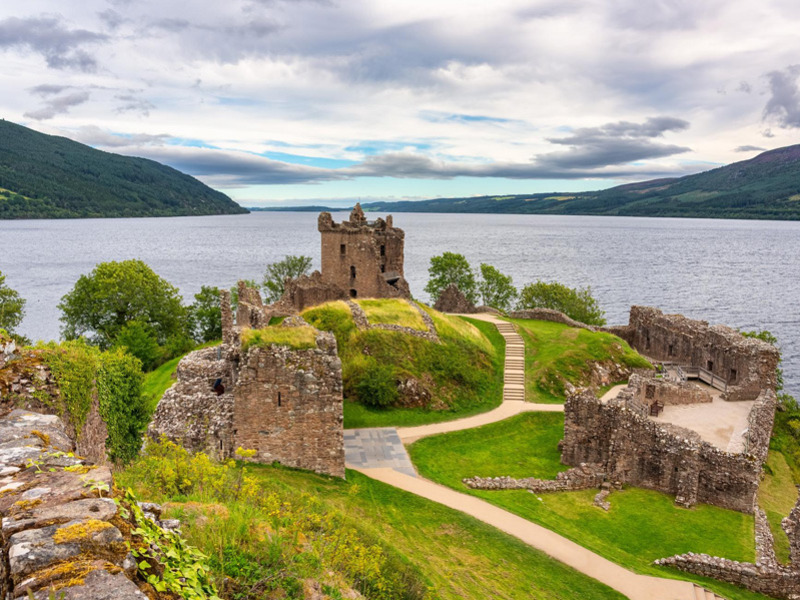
[496,321,526,402]
[693,584,727,600]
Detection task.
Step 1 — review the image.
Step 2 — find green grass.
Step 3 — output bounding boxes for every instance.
[508,319,651,403]
[119,448,625,600]
[302,302,504,428]
[142,340,221,414]
[409,412,769,600]
[357,298,427,331]
[241,324,318,351]
[759,451,799,564]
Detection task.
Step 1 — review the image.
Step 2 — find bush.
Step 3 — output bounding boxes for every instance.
[424,252,477,304]
[517,280,606,326]
[113,320,163,371]
[37,340,146,463]
[0,269,26,341]
[355,363,399,408]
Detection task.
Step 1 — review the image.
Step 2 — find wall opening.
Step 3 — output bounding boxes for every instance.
[340,244,346,256]
[380,264,385,273]
[349,288,358,298]
[707,360,714,372]
[380,244,386,256]
[668,343,674,357]
[350,265,356,279]
[278,391,282,407]
[730,368,737,384]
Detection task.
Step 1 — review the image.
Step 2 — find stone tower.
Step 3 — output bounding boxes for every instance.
[317,203,410,299]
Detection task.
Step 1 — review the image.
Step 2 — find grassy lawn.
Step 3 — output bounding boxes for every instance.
[119,447,625,600]
[301,301,505,429]
[357,298,427,331]
[759,451,799,563]
[508,319,651,403]
[141,341,220,414]
[409,412,769,600]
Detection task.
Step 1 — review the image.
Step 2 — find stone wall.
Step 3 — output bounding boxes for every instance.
[613,306,780,401]
[318,204,410,301]
[561,389,774,512]
[464,463,605,493]
[628,373,713,408]
[434,284,477,314]
[232,330,345,478]
[0,410,145,599]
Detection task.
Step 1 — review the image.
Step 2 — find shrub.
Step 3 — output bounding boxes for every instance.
[355,363,399,408]
[113,320,163,371]
[424,252,477,304]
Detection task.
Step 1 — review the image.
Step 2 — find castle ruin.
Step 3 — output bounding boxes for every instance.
[148,285,345,478]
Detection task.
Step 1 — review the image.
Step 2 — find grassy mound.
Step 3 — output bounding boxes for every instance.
[509,319,651,403]
[241,325,318,351]
[759,451,798,564]
[302,300,504,428]
[409,412,768,600]
[118,439,625,600]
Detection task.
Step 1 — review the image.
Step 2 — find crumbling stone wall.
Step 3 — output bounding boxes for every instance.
[464,463,604,493]
[318,204,410,301]
[149,291,346,479]
[613,306,780,401]
[232,331,344,478]
[0,410,145,599]
[627,372,713,408]
[561,389,775,513]
[434,284,477,314]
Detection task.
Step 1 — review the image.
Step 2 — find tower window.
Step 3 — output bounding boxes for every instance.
[350,265,356,279]
[350,288,358,298]
[340,244,346,255]
[381,264,385,273]
[278,391,282,407]
[380,245,386,256]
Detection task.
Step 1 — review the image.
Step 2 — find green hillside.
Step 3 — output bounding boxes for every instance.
[344,145,800,220]
[0,120,247,219]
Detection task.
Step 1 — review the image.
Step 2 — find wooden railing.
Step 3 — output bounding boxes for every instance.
[675,365,728,392]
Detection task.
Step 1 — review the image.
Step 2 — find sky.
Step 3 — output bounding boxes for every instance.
[1,0,800,207]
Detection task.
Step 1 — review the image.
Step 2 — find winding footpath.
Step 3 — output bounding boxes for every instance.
[346,313,727,600]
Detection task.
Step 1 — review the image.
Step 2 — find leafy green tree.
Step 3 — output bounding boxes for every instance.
[424,252,477,303]
[477,264,517,311]
[113,321,163,371]
[188,285,223,343]
[59,260,188,349]
[0,269,26,336]
[262,255,313,303]
[517,280,606,326]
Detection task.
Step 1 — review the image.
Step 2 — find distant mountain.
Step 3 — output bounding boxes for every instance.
[0,120,247,219]
[278,145,800,220]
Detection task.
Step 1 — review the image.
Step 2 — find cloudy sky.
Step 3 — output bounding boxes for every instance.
[1,0,800,207]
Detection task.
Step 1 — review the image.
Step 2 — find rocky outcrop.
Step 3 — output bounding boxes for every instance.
[434,284,477,314]
[0,410,142,599]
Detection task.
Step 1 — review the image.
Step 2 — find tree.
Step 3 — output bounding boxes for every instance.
[517,280,606,326]
[262,255,313,303]
[112,321,163,371]
[187,285,223,343]
[424,252,477,303]
[477,264,517,311]
[59,260,188,349]
[0,270,26,336]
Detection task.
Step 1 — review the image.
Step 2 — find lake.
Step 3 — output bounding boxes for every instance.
[1,211,798,396]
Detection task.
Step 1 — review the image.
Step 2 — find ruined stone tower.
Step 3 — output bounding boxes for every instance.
[318,203,410,299]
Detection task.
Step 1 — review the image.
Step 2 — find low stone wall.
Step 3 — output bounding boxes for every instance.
[0,410,144,599]
[628,373,713,407]
[745,390,778,463]
[464,463,604,493]
[347,300,440,343]
[509,308,598,331]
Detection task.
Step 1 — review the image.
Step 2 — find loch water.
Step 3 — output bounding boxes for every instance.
[1,211,799,396]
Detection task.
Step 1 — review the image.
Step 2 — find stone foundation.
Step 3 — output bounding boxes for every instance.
[464,463,605,493]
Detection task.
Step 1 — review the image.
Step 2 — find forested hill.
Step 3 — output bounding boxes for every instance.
[0,120,247,219]
[354,144,800,220]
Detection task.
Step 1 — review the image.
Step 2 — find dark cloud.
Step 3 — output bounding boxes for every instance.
[763,65,800,128]
[536,117,690,169]
[29,84,71,96]
[0,16,107,71]
[114,94,155,116]
[734,145,766,152]
[24,91,90,120]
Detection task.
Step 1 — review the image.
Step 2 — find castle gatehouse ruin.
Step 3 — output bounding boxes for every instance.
[148,285,345,478]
